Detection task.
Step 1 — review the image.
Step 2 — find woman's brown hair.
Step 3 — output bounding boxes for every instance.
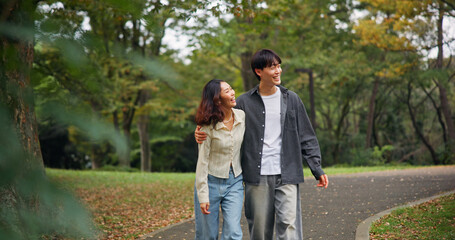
[195,79,226,127]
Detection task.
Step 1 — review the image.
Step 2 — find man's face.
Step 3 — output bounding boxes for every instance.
[255,61,282,86]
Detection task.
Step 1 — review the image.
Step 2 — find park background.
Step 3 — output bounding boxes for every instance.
[1,0,454,239]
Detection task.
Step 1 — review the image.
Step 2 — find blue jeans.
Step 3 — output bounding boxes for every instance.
[194,170,244,240]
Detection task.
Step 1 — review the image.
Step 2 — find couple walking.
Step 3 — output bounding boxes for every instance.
[194,49,329,240]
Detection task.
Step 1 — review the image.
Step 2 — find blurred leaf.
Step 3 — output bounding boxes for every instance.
[40,102,128,160]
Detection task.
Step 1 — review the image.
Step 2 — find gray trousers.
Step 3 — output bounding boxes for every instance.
[244,175,303,240]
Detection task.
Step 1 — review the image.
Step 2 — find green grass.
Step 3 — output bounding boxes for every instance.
[46,168,195,188]
[303,164,424,177]
[47,164,425,188]
[370,193,455,239]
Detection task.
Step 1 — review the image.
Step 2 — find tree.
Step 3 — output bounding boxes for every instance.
[354,0,455,163]
[434,1,455,158]
[34,0,198,170]
[0,1,95,238]
[0,0,43,209]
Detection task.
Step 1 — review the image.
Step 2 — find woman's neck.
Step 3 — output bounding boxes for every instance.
[222,108,233,122]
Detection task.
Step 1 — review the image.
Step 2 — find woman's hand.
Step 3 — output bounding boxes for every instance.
[200,202,211,215]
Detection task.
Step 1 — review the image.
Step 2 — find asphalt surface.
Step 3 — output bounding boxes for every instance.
[142,166,455,240]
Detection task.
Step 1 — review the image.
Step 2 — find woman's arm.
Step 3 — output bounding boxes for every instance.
[194,126,211,214]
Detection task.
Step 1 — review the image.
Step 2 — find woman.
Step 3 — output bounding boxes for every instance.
[194,79,245,240]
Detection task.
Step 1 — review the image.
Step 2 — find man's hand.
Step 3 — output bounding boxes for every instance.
[200,202,210,215]
[195,126,207,144]
[317,174,329,189]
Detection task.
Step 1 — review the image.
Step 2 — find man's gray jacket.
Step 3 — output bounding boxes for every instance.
[236,85,325,185]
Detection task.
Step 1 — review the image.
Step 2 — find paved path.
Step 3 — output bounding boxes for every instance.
[142,166,455,240]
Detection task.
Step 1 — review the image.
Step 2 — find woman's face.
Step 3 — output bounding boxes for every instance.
[219,82,236,108]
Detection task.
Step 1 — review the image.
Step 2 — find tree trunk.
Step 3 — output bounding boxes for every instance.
[132,19,140,51]
[90,144,104,169]
[438,84,455,146]
[240,51,257,91]
[435,5,455,156]
[422,85,447,143]
[0,0,42,163]
[366,78,379,148]
[137,116,150,172]
[295,68,316,130]
[308,70,316,130]
[137,89,151,172]
[85,103,106,169]
[120,111,133,167]
[0,0,42,228]
[407,82,439,164]
[135,16,166,172]
[332,99,350,164]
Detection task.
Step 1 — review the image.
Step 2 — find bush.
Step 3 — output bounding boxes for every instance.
[349,145,394,166]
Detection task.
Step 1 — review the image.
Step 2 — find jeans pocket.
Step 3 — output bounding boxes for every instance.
[207,174,220,183]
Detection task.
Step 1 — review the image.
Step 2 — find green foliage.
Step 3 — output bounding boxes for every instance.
[32,0,204,170]
[130,113,198,172]
[348,145,394,166]
[437,143,455,165]
[25,0,455,171]
[349,148,375,166]
[372,145,394,163]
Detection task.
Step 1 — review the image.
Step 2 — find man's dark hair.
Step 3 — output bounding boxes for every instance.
[250,49,282,80]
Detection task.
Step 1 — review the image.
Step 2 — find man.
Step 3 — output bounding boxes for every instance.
[196,49,329,240]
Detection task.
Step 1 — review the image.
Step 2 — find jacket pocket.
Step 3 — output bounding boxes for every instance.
[284,110,297,130]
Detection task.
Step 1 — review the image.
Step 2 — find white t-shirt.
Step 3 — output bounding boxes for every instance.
[260,87,282,175]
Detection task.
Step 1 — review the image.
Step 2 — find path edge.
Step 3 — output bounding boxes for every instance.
[139,217,194,240]
[355,189,455,240]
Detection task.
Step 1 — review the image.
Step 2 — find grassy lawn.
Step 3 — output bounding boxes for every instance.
[304,164,423,177]
[370,193,455,240]
[45,165,436,239]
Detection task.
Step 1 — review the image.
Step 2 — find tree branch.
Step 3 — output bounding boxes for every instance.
[421,84,447,143]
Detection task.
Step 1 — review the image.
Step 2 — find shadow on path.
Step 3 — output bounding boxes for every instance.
[143,166,455,240]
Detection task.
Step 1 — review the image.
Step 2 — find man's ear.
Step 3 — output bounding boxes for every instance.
[254,68,262,78]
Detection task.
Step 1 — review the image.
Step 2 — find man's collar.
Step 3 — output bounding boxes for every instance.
[250,84,288,95]
[249,85,260,95]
